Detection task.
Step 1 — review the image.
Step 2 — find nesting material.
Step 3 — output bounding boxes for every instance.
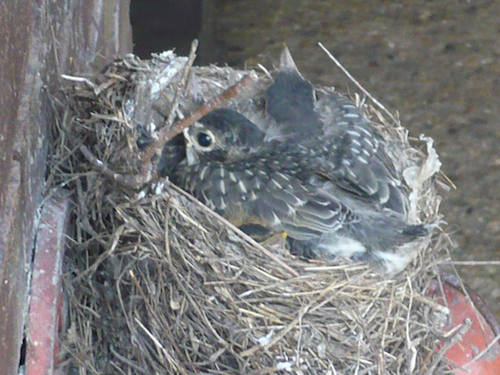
[51,50,452,374]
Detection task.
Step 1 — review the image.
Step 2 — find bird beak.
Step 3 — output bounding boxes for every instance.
[183,127,199,166]
[280,45,303,78]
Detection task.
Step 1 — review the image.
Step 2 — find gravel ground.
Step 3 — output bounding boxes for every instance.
[212,0,500,318]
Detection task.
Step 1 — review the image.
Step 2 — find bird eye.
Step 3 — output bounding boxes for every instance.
[197,132,213,148]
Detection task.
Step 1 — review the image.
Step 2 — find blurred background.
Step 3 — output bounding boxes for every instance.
[130,0,500,318]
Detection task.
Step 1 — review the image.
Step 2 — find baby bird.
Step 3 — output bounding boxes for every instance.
[265,47,408,216]
[174,108,429,273]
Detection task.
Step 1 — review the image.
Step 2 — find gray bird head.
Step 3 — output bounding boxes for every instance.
[266,47,322,136]
[183,108,266,165]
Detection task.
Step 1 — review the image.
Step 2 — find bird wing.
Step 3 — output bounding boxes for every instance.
[264,52,407,215]
[158,133,186,178]
[315,93,407,215]
[184,160,359,241]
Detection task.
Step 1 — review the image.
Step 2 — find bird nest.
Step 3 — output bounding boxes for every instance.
[50,49,452,374]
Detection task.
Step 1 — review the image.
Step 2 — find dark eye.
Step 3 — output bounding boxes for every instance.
[197,132,213,147]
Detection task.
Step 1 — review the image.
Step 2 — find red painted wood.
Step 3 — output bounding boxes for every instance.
[433,279,500,374]
[26,194,69,375]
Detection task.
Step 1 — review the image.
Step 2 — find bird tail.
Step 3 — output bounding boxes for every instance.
[401,222,432,240]
[349,215,432,251]
[353,220,434,273]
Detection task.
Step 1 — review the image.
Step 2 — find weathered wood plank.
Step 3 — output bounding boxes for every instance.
[0,1,131,373]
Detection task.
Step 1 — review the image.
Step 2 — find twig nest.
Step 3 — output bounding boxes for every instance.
[52,50,450,374]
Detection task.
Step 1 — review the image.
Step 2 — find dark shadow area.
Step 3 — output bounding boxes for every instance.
[130,0,202,58]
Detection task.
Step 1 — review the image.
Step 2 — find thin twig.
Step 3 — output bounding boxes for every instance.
[318,42,398,125]
[405,273,417,374]
[78,73,258,189]
[379,284,395,374]
[165,39,199,127]
[164,199,171,262]
[110,347,150,375]
[72,225,125,282]
[140,73,258,175]
[167,181,300,278]
[133,318,185,373]
[439,260,500,266]
[461,331,500,368]
[129,269,191,374]
[411,292,450,315]
[425,318,473,374]
[239,269,366,358]
[78,144,148,189]
[239,305,307,358]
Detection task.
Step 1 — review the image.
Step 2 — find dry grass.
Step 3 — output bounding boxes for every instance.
[49,50,453,374]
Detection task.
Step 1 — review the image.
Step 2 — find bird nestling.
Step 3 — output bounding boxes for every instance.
[266,47,409,217]
[174,102,431,273]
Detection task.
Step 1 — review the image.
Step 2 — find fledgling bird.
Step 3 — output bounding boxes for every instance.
[265,47,408,216]
[174,108,429,273]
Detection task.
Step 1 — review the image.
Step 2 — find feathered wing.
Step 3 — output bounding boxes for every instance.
[264,49,408,215]
[314,93,408,215]
[181,159,359,241]
[158,133,186,178]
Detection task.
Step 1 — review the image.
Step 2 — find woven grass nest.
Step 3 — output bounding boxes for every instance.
[51,47,453,374]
